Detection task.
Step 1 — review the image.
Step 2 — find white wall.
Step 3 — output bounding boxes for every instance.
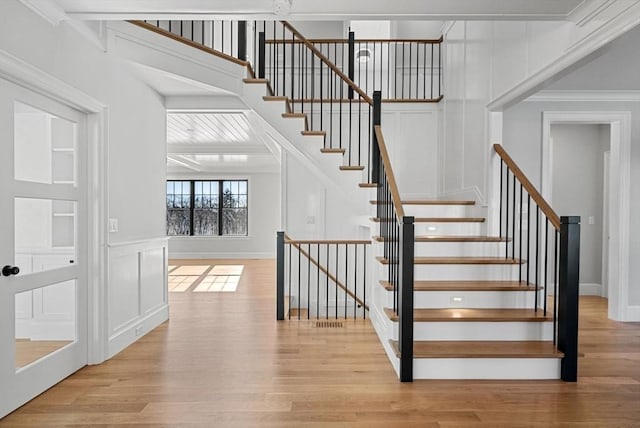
[0,0,168,359]
[168,172,281,258]
[551,124,610,290]
[503,99,640,308]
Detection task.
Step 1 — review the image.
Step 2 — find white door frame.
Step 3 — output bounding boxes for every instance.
[541,111,631,321]
[0,49,109,363]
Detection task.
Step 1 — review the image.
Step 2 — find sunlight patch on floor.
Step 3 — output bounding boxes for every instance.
[168,264,244,293]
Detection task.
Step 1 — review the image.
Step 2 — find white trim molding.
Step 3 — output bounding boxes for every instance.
[541,111,631,321]
[527,90,640,103]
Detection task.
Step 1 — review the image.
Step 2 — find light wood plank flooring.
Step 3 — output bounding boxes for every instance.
[1,258,639,427]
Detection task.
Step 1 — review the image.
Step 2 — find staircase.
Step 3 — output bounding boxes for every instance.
[370,198,562,379]
[116,19,580,382]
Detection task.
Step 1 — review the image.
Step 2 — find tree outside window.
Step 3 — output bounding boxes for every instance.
[166,180,248,236]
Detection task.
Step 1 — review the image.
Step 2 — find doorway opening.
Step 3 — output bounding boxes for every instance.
[542,112,631,321]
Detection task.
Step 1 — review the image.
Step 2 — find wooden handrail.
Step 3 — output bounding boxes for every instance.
[265,36,444,44]
[128,20,249,68]
[284,233,369,311]
[493,144,560,230]
[286,239,371,245]
[374,125,405,219]
[281,21,373,105]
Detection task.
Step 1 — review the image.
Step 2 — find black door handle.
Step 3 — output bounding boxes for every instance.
[2,265,20,277]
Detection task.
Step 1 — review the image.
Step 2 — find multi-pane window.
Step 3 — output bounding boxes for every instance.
[166,180,248,236]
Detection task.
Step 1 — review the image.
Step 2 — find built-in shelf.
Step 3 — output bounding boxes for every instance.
[52,148,74,152]
[52,180,75,185]
[52,213,74,217]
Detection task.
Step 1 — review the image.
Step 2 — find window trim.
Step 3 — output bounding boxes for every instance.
[167,179,248,237]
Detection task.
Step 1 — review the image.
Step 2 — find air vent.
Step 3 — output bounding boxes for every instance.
[316,321,343,328]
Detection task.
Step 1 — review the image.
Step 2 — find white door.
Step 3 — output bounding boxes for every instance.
[0,79,87,418]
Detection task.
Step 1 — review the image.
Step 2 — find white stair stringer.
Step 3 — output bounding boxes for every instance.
[241,82,371,215]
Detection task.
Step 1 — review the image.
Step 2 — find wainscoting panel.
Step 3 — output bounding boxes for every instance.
[107,237,169,358]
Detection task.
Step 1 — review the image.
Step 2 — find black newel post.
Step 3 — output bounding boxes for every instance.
[348,30,355,99]
[399,216,414,382]
[237,21,247,61]
[371,91,382,184]
[258,31,266,79]
[558,216,580,381]
[276,231,285,320]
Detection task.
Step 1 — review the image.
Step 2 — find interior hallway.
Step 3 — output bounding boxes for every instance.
[1,259,639,427]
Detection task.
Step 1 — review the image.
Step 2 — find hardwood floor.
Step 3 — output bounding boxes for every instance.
[1,258,639,427]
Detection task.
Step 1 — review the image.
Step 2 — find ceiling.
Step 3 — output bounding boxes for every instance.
[166,111,280,175]
[34,0,587,21]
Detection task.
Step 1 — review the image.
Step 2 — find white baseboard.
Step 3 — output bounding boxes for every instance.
[626,305,640,321]
[169,252,274,259]
[580,283,603,296]
[545,282,603,296]
[107,303,169,359]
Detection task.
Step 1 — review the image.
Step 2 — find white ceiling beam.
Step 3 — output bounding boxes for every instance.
[54,0,583,21]
[166,96,249,112]
[167,143,271,155]
[167,155,202,171]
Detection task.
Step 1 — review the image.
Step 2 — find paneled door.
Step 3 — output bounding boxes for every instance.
[0,79,88,418]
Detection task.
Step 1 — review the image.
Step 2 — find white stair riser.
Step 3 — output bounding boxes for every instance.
[402,321,554,341]
[373,241,506,257]
[380,289,542,309]
[402,205,480,218]
[411,264,523,281]
[411,358,561,380]
[413,222,485,236]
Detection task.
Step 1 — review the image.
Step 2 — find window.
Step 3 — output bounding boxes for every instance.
[166,180,248,236]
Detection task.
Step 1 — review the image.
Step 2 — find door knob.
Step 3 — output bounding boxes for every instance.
[2,265,20,277]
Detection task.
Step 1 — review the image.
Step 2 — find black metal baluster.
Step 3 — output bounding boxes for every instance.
[298,243,301,320]
[401,42,405,99]
[307,244,311,319]
[499,160,503,238]
[354,244,358,320]
[519,184,523,282]
[344,244,348,319]
[335,243,339,319]
[326,244,329,319]
[317,243,320,319]
[512,174,516,260]
[554,230,559,344]
[505,168,510,258]
[311,54,315,129]
[535,206,540,312]
[544,219,549,316]
[408,43,412,99]
[527,195,531,285]
[288,242,292,319]
[290,32,294,109]
[363,244,367,319]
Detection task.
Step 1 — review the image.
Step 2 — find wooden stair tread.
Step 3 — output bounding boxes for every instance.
[302,130,326,136]
[379,280,541,292]
[389,340,563,358]
[373,235,508,243]
[263,95,288,101]
[376,256,524,265]
[359,183,378,188]
[282,112,306,118]
[370,217,485,223]
[340,165,365,171]
[370,200,475,206]
[384,307,553,322]
[243,78,269,84]
[321,148,345,154]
